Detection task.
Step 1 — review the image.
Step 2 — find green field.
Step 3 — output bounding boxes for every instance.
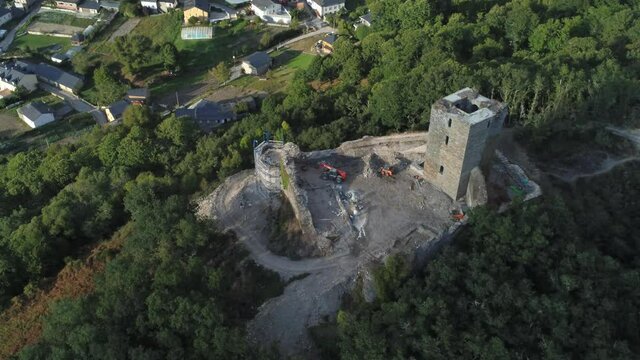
[127,14,287,95]
[230,50,315,93]
[11,34,72,53]
[35,12,95,28]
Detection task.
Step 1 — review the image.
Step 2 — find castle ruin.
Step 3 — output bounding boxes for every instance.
[423,88,508,201]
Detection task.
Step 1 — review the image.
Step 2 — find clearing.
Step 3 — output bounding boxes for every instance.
[198,133,457,355]
[34,11,95,28]
[10,34,71,53]
[229,50,315,94]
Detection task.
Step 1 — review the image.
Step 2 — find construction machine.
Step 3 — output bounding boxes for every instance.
[379,165,394,177]
[319,162,347,183]
[449,209,465,222]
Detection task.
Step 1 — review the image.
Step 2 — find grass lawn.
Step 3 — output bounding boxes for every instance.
[11,34,72,53]
[35,12,95,28]
[229,50,315,93]
[0,92,93,154]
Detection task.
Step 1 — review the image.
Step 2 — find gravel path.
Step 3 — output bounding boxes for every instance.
[108,18,140,42]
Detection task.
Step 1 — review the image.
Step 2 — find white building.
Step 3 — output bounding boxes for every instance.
[18,102,55,129]
[251,0,291,24]
[141,0,158,11]
[15,0,38,10]
[158,0,177,12]
[0,62,38,98]
[307,0,344,17]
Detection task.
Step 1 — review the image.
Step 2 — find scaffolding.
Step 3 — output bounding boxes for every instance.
[254,140,284,193]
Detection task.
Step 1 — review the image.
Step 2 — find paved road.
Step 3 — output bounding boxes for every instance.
[268,26,334,52]
[0,2,42,52]
[41,84,107,125]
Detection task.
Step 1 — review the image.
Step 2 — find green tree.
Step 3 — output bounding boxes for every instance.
[161,42,178,71]
[209,62,230,83]
[93,65,126,106]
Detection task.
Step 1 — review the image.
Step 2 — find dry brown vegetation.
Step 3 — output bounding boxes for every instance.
[0,224,130,358]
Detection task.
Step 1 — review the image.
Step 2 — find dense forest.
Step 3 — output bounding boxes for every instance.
[1,0,639,358]
[332,164,640,359]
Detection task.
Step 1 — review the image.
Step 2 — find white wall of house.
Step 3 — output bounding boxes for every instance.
[159,0,177,12]
[141,0,158,10]
[252,3,291,24]
[307,0,344,17]
[19,112,55,129]
[0,74,38,93]
[241,62,256,75]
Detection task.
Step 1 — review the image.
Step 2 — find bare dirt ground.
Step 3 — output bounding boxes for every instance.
[203,85,265,103]
[28,22,83,36]
[0,111,27,139]
[198,147,454,356]
[108,18,141,42]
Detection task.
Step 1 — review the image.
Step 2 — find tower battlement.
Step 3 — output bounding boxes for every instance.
[424,88,508,200]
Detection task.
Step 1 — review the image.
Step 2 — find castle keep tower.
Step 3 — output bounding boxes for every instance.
[424,88,507,201]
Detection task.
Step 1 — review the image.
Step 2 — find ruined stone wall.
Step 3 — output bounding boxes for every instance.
[280,143,332,256]
[337,132,429,161]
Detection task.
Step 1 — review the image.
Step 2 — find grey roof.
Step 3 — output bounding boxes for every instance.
[176,100,234,130]
[251,0,277,10]
[19,101,53,120]
[244,51,270,68]
[59,0,81,3]
[51,53,68,62]
[184,0,209,11]
[360,12,371,23]
[79,0,100,9]
[0,8,12,17]
[0,62,34,85]
[35,63,83,90]
[126,88,149,98]
[324,33,337,45]
[311,0,344,7]
[107,100,129,118]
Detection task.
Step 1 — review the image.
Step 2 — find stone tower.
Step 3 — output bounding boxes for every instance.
[423,88,507,201]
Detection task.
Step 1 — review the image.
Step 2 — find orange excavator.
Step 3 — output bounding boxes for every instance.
[379,165,394,177]
[319,162,347,183]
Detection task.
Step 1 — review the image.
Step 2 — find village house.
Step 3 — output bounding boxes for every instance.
[78,0,100,14]
[183,0,210,24]
[125,88,150,105]
[15,0,38,10]
[34,63,84,94]
[17,102,55,128]
[158,0,177,12]
[141,0,158,12]
[251,0,291,24]
[318,32,336,53]
[0,62,38,98]
[175,100,235,132]
[105,99,130,122]
[0,8,13,27]
[241,51,272,75]
[306,0,344,17]
[355,12,372,28]
[56,0,82,11]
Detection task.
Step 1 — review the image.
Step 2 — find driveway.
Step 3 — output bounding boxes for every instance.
[0,2,42,52]
[40,84,107,125]
[268,26,334,52]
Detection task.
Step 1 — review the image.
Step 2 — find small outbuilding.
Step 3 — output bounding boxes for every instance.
[105,100,130,122]
[18,102,55,128]
[175,100,235,132]
[126,88,150,104]
[241,51,272,76]
[78,0,100,13]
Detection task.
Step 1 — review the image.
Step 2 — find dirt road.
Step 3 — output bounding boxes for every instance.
[109,18,140,42]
